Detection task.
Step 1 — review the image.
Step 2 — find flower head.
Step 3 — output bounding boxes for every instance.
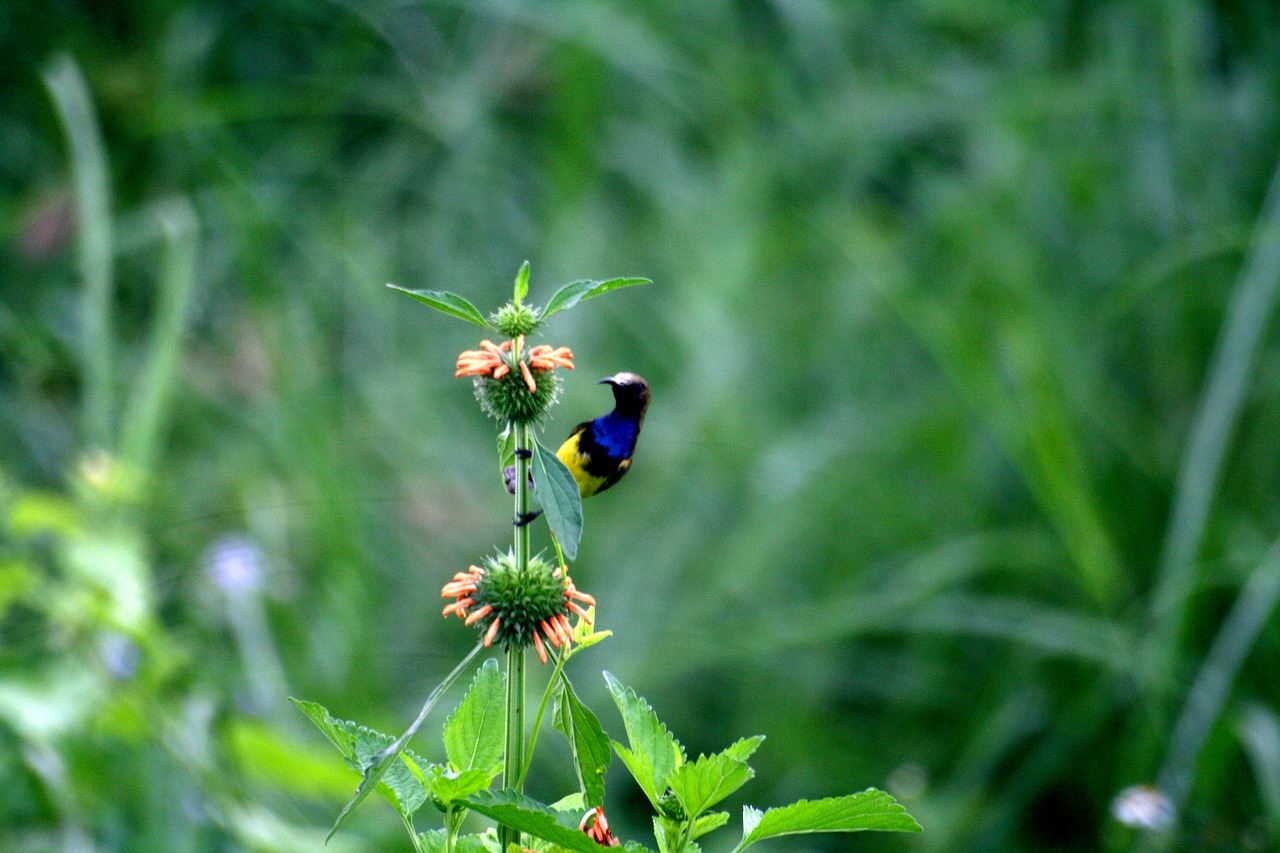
[580,807,620,847]
[441,551,596,664]
[457,336,575,424]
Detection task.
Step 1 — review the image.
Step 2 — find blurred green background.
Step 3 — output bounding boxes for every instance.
[4,1,1280,850]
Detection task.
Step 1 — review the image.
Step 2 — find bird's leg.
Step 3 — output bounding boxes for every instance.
[514,509,544,527]
[514,448,533,459]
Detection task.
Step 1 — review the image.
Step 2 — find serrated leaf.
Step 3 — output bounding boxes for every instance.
[388,285,492,329]
[532,439,583,560]
[428,765,497,806]
[734,790,922,851]
[420,830,499,853]
[720,736,764,764]
[514,261,530,304]
[669,753,754,818]
[467,790,650,853]
[290,698,428,819]
[445,659,505,773]
[553,678,612,808]
[603,672,683,810]
[690,811,730,841]
[541,277,650,320]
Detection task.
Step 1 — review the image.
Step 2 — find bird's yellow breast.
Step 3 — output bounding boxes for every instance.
[556,430,611,498]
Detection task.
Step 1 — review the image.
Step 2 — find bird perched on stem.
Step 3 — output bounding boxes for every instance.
[506,373,650,509]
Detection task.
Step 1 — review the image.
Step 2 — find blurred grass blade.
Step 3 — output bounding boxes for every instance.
[1154,538,1280,816]
[44,56,115,449]
[119,198,199,478]
[1237,703,1280,827]
[1144,157,1280,690]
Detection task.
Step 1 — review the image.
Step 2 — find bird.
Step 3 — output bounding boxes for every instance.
[505,373,650,513]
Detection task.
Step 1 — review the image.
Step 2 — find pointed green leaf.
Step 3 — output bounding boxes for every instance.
[553,677,612,808]
[541,277,651,320]
[388,285,492,329]
[669,752,754,818]
[720,736,765,764]
[445,659,505,772]
[498,425,516,477]
[690,811,730,841]
[532,439,583,560]
[733,791,921,851]
[603,672,683,809]
[466,790,651,853]
[427,765,497,806]
[514,261,531,305]
[290,698,428,820]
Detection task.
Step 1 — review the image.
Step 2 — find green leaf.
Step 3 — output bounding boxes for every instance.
[466,790,648,853]
[690,811,730,841]
[427,765,497,806]
[603,672,683,810]
[553,677,612,808]
[734,790,921,851]
[541,277,651,320]
[669,752,754,819]
[514,261,531,305]
[720,736,765,764]
[290,698,428,819]
[498,425,516,478]
[387,284,492,329]
[445,659,506,773]
[420,830,499,853]
[532,439,584,560]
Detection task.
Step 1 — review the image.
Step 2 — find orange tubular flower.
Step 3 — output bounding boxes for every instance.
[454,338,574,386]
[580,807,620,847]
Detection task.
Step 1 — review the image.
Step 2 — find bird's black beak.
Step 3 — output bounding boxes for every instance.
[599,376,620,386]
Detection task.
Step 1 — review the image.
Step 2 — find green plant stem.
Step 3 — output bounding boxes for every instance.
[403,814,425,853]
[518,646,569,789]
[500,419,532,851]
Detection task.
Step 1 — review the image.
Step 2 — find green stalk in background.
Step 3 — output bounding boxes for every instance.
[44,56,116,451]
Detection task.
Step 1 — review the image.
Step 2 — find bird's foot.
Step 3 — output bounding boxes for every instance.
[514,510,544,527]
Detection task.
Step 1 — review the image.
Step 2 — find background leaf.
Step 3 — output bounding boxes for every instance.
[387,285,492,329]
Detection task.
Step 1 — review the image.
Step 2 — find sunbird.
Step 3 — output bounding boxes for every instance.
[506,373,650,518]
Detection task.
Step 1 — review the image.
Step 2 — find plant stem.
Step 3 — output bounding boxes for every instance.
[500,418,532,850]
[519,647,569,789]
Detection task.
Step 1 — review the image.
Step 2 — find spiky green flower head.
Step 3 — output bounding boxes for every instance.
[491,302,542,338]
[471,551,567,649]
[473,368,560,425]
[441,552,598,661]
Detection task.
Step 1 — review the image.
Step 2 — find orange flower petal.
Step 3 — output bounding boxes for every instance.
[464,604,494,626]
[520,361,536,393]
[567,601,593,622]
[493,363,510,379]
[533,632,548,665]
[484,618,501,647]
